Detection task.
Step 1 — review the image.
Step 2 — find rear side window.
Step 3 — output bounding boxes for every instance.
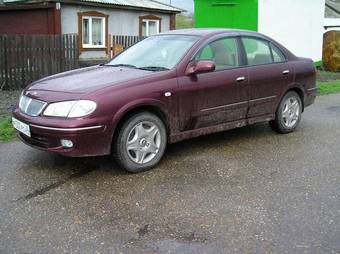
[195,37,239,70]
[271,43,286,63]
[242,38,272,65]
[242,37,286,65]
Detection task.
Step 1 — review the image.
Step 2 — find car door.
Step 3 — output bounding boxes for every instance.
[241,37,294,119]
[177,36,249,131]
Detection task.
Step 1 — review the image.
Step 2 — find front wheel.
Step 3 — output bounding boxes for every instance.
[270,91,302,134]
[113,112,167,173]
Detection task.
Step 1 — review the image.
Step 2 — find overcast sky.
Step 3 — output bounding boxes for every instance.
[158,0,194,14]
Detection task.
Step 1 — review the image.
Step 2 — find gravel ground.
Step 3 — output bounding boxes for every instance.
[0,94,339,254]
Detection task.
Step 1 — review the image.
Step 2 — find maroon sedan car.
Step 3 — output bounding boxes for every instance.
[12,29,317,172]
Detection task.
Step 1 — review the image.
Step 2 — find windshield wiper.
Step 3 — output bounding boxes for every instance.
[138,66,170,72]
[105,64,137,69]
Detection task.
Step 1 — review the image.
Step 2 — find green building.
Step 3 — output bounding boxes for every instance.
[194,0,258,31]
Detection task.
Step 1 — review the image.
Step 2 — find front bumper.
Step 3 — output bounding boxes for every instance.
[13,109,113,157]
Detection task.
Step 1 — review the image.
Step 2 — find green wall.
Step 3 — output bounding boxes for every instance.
[194,0,258,31]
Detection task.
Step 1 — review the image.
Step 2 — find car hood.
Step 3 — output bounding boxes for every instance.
[27,65,154,95]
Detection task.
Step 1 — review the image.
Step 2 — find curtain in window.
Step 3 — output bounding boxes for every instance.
[142,21,147,37]
[148,21,157,36]
[92,18,103,46]
[83,19,89,44]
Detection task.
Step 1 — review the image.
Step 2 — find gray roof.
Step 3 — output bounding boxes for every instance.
[77,0,181,12]
[326,0,340,18]
[2,0,183,13]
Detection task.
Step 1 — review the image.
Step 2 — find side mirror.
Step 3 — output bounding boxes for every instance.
[185,60,216,75]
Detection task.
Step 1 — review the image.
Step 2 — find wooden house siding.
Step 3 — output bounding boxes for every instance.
[0,3,61,35]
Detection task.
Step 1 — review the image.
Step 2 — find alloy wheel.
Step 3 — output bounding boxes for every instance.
[126,121,161,164]
[282,97,300,128]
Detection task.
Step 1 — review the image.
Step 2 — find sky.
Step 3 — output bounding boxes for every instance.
[158,0,194,14]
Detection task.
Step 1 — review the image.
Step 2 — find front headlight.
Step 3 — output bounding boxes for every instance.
[43,100,97,118]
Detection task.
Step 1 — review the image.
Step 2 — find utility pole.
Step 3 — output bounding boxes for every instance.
[169,0,172,6]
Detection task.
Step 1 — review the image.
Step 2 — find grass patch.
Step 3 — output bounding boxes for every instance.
[0,117,16,142]
[317,80,340,95]
[176,14,194,29]
[316,70,340,95]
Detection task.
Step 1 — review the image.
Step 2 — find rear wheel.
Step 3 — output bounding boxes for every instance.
[270,91,302,134]
[114,112,167,173]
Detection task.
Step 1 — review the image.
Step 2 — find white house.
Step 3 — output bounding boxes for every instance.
[258,0,325,65]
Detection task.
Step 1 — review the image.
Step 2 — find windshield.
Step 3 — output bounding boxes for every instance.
[106,35,199,71]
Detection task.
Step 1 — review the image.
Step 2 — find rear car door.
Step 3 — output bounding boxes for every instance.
[241,37,294,120]
[177,36,249,131]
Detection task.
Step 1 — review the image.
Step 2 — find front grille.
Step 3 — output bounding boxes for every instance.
[20,133,50,148]
[19,95,47,117]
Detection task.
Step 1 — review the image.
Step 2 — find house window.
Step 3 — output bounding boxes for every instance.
[78,11,108,51]
[139,15,161,36]
[142,19,159,36]
[82,16,106,48]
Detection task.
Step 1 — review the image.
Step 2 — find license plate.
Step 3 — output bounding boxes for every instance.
[12,117,31,137]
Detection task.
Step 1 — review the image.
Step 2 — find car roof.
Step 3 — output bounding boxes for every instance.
[160,28,263,38]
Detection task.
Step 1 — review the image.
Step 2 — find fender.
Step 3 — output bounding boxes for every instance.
[109,98,170,138]
[275,82,306,110]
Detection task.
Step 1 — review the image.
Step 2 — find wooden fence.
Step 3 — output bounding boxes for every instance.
[109,35,146,57]
[0,34,79,90]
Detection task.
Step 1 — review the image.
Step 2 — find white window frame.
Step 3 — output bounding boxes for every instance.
[82,16,106,48]
[142,19,160,36]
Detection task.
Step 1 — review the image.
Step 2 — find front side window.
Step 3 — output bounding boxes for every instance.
[82,16,105,48]
[195,37,240,70]
[141,19,160,36]
[107,35,199,70]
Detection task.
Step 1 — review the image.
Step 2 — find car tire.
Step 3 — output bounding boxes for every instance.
[113,112,167,173]
[270,91,303,134]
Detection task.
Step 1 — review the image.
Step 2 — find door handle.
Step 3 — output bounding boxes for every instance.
[236,76,246,82]
[282,70,290,75]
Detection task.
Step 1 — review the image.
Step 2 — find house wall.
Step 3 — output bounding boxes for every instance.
[258,0,326,62]
[61,5,171,35]
[60,4,171,59]
[324,18,340,31]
